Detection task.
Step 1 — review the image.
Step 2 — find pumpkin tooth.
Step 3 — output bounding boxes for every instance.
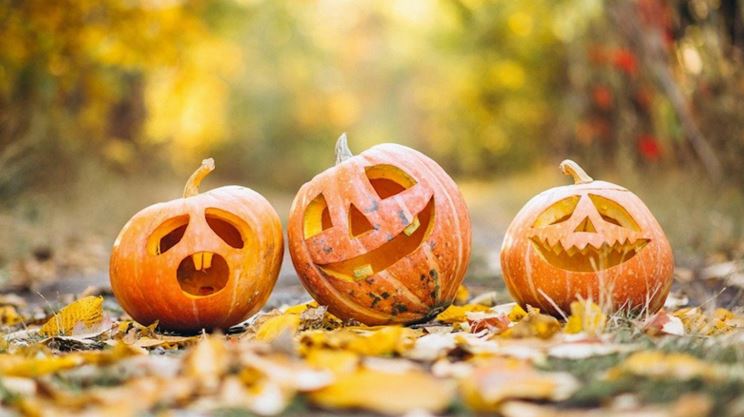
[403,215,420,236]
[193,253,203,271]
[203,252,213,269]
[353,264,374,279]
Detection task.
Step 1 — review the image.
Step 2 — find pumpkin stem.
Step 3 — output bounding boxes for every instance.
[183,158,215,198]
[335,132,354,165]
[560,160,594,184]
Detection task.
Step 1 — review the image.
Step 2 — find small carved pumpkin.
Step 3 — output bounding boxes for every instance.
[110,159,283,332]
[500,160,673,315]
[288,135,471,325]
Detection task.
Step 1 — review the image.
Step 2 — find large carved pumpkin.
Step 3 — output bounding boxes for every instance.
[288,135,471,325]
[110,159,283,332]
[500,160,673,315]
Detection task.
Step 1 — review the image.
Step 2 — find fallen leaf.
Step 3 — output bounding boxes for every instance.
[40,296,104,336]
[254,313,301,342]
[607,351,719,381]
[436,304,490,323]
[565,300,606,335]
[644,310,685,336]
[461,358,579,411]
[502,307,560,339]
[310,368,455,415]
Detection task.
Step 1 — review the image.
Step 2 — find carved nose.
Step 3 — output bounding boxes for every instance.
[573,217,597,233]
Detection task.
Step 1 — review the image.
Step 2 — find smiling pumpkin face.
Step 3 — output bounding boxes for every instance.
[110,159,283,332]
[288,135,471,325]
[500,160,673,316]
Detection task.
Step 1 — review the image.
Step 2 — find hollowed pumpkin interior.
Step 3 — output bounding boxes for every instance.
[205,208,245,249]
[147,215,189,255]
[177,252,229,296]
[320,197,435,281]
[530,194,649,272]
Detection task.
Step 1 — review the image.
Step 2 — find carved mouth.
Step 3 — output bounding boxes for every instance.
[318,198,435,282]
[177,252,229,296]
[530,237,649,272]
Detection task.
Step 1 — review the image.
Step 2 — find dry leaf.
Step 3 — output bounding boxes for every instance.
[436,304,490,323]
[502,307,560,339]
[565,300,606,335]
[607,351,719,381]
[0,305,23,326]
[40,296,104,336]
[310,368,455,415]
[461,358,579,411]
[254,313,301,342]
[644,310,685,336]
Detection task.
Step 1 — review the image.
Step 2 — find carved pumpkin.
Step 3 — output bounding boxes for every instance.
[110,159,283,332]
[500,160,673,315]
[288,135,471,325]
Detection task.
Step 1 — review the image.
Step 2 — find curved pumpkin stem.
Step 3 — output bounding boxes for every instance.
[335,132,353,165]
[560,160,594,184]
[183,158,215,198]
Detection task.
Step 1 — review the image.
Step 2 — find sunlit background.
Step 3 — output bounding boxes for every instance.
[1,0,743,289]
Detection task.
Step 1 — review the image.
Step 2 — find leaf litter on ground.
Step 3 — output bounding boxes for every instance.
[0,286,742,416]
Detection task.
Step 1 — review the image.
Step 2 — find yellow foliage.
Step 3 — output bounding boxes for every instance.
[502,307,560,339]
[310,368,455,415]
[0,306,23,326]
[40,296,104,336]
[254,313,301,342]
[436,304,490,323]
[0,354,84,377]
[455,285,471,305]
[564,300,606,335]
[608,351,719,381]
[304,349,359,375]
[508,304,528,322]
[301,326,419,356]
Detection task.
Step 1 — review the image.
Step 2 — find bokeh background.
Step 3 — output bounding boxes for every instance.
[1,0,743,296]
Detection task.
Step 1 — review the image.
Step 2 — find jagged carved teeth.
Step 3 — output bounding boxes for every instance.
[532,237,649,258]
[191,252,214,271]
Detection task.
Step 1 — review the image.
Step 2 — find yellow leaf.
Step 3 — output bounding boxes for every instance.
[502,307,560,339]
[461,358,578,411]
[301,326,419,356]
[0,354,84,377]
[436,304,490,323]
[607,351,719,381]
[304,349,359,375]
[40,296,103,336]
[454,285,470,305]
[564,300,606,335]
[255,313,301,342]
[508,304,528,322]
[284,301,318,315]
[310,368,455,415]
[0,305,22,326]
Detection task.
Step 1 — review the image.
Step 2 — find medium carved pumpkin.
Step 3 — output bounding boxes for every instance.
[110,159,283,332]
[500,160,673,315]
[288,135,471,325]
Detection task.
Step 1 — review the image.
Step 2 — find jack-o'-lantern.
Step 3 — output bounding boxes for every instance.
[500,160,673,315]
[288,134,471,325]
[110,158,283,332]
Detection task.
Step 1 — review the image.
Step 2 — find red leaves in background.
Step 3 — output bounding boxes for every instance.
[612,48,638,76]
[592,86,613,110]
[638,134,662,161]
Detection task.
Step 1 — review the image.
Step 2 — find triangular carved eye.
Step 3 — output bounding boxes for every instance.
[148,215,189,255]
[349,203,374,237]
[304,194,333,238]
[365,165,416,199]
